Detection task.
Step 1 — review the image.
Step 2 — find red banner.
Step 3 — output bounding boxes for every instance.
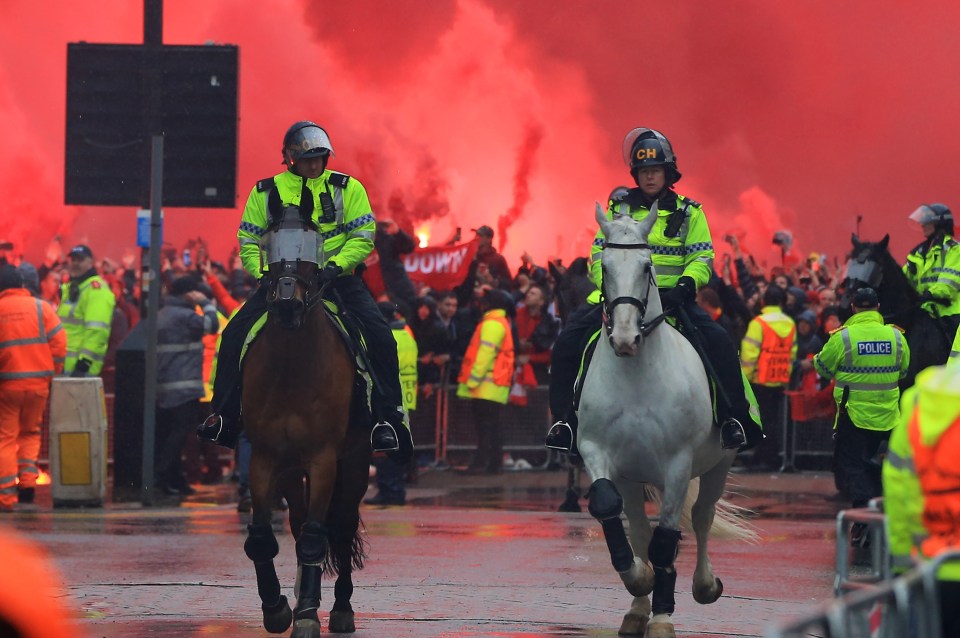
[362,239,479,298]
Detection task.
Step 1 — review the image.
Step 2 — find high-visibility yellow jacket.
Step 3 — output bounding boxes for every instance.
[57,275,116,375]
[903,234,960,317]
[237,169,375,278]
[741,305,798,387]
[457,310,515,405]
[587,190,714,305]
[883,365,960,580]
[813,309,910,430]
[391,321,418,412]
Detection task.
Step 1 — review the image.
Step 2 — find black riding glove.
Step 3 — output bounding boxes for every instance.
[660,276,696,310]
[71,358,91,378]
[319,263,343,285]
[919,291,948,306]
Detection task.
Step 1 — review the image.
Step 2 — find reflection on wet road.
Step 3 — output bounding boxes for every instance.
[6,469,843,637]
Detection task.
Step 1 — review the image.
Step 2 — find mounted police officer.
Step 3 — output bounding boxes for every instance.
[904,203,960,340]
[198,121,413,462]
[809,287,910,518]
[546,127,760,454]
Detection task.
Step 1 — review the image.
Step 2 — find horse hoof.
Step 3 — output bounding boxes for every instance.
[644,620,676,638]
[262,595,293,634]
[291,618,322,638]
[692,576,724,604]
[619,611,649,635]
[329,609,356,633]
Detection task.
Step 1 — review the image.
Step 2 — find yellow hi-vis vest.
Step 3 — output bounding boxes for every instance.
[883,365,960,580]
[740,306,797,387]
[457,310,515,404]
[813,310,910,430]
[57,275,116,375]
[392,323,418,412]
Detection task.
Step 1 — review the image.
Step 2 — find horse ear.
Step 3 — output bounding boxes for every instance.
[637,199,658,239]
[595,201,611,234]
[880,234,890,249]
[851,233,860,248]
[548,260,565,281]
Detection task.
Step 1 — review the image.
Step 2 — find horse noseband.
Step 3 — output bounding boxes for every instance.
[274,276,299,302]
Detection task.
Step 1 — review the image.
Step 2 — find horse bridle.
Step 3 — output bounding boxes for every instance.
[601,241,668,339]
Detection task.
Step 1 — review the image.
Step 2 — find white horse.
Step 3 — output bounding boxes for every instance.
[578,202,756,638]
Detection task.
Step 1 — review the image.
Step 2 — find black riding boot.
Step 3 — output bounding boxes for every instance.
[545,413,579,455]
[197,286,267,449]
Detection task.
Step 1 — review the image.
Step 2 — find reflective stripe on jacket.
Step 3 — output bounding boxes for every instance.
[0,289,67,391]
[740,306,797,387]
[238,169,375,278]
[588,192,714,302]
[457,310,515,404]
[57,275,115,375]
[391,322,418,412]
[903,234,960,317]
[156,297,219,409]
[813,310,909,430]
[883,365,960,580]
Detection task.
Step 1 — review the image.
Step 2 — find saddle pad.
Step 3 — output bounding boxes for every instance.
[239,300,373,412]
[572,324,761,428]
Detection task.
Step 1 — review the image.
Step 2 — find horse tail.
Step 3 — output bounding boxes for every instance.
[642,478,760,543]
[322,520,369,577]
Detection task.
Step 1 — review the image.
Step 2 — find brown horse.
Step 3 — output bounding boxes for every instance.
[241,247,371,637]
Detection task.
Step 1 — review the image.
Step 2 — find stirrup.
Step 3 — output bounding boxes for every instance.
[371,421,400,452]
[720,418,746,450]
[197,414,240,450]
[545,421,574,452]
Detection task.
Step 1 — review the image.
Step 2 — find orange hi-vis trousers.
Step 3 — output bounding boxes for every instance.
[0,388,47,509]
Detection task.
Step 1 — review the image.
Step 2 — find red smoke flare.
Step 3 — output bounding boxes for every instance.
[2,0,958,277]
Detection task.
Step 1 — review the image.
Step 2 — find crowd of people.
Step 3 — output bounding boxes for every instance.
[2,117,960,635]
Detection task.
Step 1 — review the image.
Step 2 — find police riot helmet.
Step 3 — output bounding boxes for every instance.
[282,121,335,166]
[908,203,954,235]
[621,127,682,185]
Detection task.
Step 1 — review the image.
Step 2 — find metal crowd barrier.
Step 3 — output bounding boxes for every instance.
[779,389,837,473]
[835,499,890,596]
[409,366,553,469]
[768,550,960,638]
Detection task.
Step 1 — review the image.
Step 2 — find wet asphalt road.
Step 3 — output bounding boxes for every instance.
[5,468,844,637]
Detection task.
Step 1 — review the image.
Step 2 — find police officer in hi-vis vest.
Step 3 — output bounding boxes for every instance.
[809,287,910,517]
[546,127,761,455]
[197,121,413,463]
[740,285,797,471]
[57,244,115,378]
[883,364,960,638]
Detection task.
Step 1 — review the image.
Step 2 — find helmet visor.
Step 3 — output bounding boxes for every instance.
[286,126,335,163]
[622,128,653,166]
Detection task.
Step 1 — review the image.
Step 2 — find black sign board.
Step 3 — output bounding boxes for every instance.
[65,43,238,208]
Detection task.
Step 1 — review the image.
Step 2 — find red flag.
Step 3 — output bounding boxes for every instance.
[403,239,480,290]
[362,238,480,296]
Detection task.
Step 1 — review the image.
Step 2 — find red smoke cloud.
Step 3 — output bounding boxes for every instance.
[2,0,959,275]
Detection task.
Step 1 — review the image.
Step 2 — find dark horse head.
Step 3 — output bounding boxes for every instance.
[840,233,950,388]
[549,256,594,326]
[261,205,323,330]
[839,233,919,327]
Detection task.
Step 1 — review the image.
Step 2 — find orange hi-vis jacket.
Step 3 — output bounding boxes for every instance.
[755,318,796,385]
[457,310,515,404]
[909,408,960,562]
[0,288,67,392]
